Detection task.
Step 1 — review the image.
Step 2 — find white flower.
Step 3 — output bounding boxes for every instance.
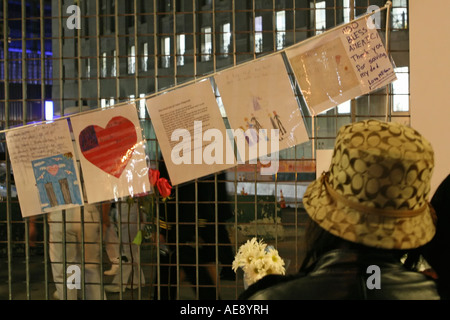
[233,237,285,286]
[264,247,286,275]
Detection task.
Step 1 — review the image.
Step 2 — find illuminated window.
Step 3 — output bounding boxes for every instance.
[139,94,146,119]
[201,27,212,62]
[221,23,231,56]
[255,16,263,53]
[177,35,185,66]
[142,42,149,72]
[392,67,409,112]
[101,98,107,109]
[392,0,408,29]
[102,52,107,77]
[337,100,351,114]
[111,50,117,77]
[161,37,170,68]
[312,1,326,34]
[276,11,286,50]
[86,59,91,78]
[343,0,352,23]
[45,101,54,120]
[128,45,136,74]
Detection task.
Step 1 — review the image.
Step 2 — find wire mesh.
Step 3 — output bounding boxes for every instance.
[0,0,409,300]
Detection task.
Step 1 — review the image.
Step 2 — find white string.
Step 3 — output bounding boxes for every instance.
[385,1,393,122]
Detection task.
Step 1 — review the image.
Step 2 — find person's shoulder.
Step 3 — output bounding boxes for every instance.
[239,273,305,300]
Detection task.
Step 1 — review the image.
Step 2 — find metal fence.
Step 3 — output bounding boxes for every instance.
[0,0,409,300]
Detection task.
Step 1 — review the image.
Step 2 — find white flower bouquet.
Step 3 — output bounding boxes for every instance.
[232,237,286,287]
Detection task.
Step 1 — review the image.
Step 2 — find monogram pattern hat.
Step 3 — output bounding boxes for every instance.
[303,119,436,249]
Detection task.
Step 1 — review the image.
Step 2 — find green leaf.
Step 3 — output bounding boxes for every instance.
[132,230,143,245]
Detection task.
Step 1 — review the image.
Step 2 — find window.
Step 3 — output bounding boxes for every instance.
[343,0,353,23]
[101,52,107,77]
[255,16,263,53]
[139,94,146,119]
[140,0,147,23]
[276,11,286,50]
[337,100,351,114]
[45,101,54,121]
[312,1,326,34]
[128,45,136,74]
[86,59,91,78]
[201,27,212,62]
[161,37,171,68]
[392,0,408,29]
[177,35,185,66]
[99,0,106,35]
[126,1,134,28]
[111,50,117,77]
[110,0,116,33]
[221,23,231,56]
[392,67,409,112]
[83,2,89,35]
[142,42,149,72]
[101,98,107,109]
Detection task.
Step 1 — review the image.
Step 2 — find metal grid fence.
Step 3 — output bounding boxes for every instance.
[0,0,409,300]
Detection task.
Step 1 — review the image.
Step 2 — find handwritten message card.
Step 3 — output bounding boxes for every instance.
[341,17,397,92]
[286,15,396,115]
[146,79,236,186]
[5,120,83,217]
[70,103,150,203]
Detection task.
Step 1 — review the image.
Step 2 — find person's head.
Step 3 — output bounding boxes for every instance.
[301,119,436,269]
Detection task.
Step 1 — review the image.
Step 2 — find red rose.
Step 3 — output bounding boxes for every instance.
[156,177,172,198]
[149,169,160,187]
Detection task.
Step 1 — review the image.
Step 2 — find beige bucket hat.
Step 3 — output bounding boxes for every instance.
[303,119,436,250]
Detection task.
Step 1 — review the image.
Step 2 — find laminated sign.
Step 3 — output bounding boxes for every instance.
[70,103,150,203]
[146,80,236,186]
[214,54,309,168]
[5,120,84,217]
[286,15,397,115]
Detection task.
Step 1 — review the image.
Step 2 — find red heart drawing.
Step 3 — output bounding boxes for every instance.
[79,116,138,178]
[47,165,59,176]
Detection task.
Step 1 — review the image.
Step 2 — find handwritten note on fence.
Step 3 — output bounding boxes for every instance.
[286,15,397,115]
[342,18,396,92]
[5,120,83,217]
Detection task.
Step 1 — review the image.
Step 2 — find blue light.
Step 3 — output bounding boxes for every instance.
[45,101,54,121]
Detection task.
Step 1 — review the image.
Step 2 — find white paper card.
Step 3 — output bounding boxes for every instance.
[146,80,236,186]
[286,15,397,115]
[70,103,150,203]
[6,120,83,217]
[214,54,309,166]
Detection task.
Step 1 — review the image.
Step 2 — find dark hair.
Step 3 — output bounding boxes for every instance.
[299,215,417,273]
[299,216,346,272]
